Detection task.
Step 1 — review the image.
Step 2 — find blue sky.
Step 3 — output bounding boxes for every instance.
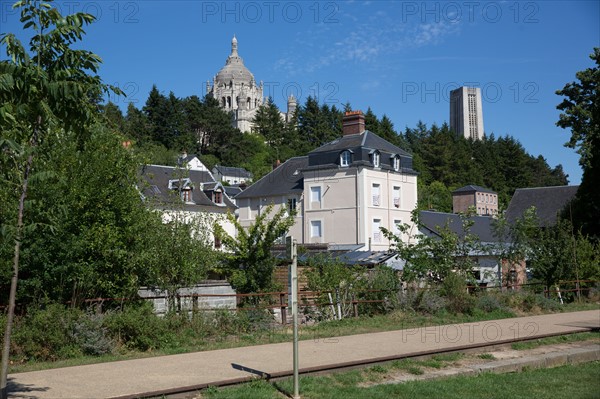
[1,1,598,184]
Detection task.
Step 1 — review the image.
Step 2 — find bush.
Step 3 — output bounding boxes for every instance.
[11,304,83,361]
[397,289,447,315]
[103,302,173,351]
[476,294,507,313]
[359,266,401,315]
[441,274,475,315]
[72,312,114,356]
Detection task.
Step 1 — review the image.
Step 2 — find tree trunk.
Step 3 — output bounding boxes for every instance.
[0,152,33,399]
[1,120,38,399]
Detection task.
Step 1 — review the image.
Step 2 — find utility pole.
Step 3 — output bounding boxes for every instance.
[286,236,300,399]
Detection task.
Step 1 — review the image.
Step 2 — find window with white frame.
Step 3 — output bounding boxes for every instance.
[392,186,401,208]
[372,219,382,243]
[287,197,297,214]
[310,220,322,238]
[310,186,321,203]
[372,151,380,168]
[372,183,381,206]
[340,151,351,167]
[393,219,402,236]
[182,189,192,203]
[393,156,400,171]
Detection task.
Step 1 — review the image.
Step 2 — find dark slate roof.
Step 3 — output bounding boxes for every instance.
[310,131,409,156]
[452,185,496,194]
[505,185,579,226]
[224,186,243,198]
[213,165,253,179]
[139,164,236,211]
[305,130,416,174]
[271,244,394,266]
[418,210,500,243]
[235,156,308,199]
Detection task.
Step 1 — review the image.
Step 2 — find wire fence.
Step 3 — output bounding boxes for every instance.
[2,279,598,322]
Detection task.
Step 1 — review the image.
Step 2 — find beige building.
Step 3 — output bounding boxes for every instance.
[234,111,418,250]
[450,86,484,140]
[452,185,498,216]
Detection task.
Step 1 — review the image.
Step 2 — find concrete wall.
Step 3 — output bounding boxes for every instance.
[138,281,236,315]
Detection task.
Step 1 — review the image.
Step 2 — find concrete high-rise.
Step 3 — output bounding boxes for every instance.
[450,87,484,140]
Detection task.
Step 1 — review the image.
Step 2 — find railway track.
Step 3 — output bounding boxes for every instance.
[131,326,599,399]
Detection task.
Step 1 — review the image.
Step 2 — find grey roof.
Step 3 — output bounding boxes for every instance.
[452,185,496,194]
[224,186,243,198]
[235,157,308,199]
[311,130,411,156]
[418,210,500,243]
[306,130,416,174]
[271,244,394,266]
[212,165,253,179]
[139,164,236,211]
[505,185,579,226]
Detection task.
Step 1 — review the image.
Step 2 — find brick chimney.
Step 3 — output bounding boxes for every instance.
[342,111,365,136]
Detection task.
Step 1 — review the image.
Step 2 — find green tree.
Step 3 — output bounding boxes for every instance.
[137,211,219,310]
[14,125,153,304]
[418,181,452,212]
[252,97,285,147]
[214,205,295,297]
[382,211,482,286]
[556,48,600,239]
[0,0,121,395]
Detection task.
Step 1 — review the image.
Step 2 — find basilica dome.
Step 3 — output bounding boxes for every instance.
[215,36,255,84]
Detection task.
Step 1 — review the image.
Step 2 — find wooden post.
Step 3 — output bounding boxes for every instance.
[280,292,287,325]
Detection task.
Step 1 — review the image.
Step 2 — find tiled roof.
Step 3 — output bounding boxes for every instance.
[235,157,308,199]
[505,185,578,226]
[418,210,500,243]
[306,130,416,173]
[139,164,236,211]
[310,130,411,157]
[213,165,253,179]
[452,185,496,194]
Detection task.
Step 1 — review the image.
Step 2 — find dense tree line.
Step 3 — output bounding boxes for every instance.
[113,89,567,211]
[556,48,599,240]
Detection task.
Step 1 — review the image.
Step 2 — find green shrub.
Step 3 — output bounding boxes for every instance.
[476,294,508,313]
[11,304,83,361]
[441,274,475,315]
[103,302,172,351]
[417,290,447,314]
[72,312,114,356]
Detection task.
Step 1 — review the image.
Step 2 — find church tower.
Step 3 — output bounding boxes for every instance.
[206,36,264,133]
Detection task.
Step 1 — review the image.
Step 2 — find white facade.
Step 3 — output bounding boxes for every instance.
[450,86,484,140]
[235,167,417,251]
[301,168,417,250]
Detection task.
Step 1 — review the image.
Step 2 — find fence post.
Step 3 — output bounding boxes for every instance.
[280,292,287,325]
[352,294,358,318]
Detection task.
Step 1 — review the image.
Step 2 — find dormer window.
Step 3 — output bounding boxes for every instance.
[340,150,351,167]
[393,156,400,171]
[214,190,223,204]
[372,151,380,168]
[181,189,192,203]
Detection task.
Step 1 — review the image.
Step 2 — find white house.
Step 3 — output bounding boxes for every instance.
[234,111,419,251]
